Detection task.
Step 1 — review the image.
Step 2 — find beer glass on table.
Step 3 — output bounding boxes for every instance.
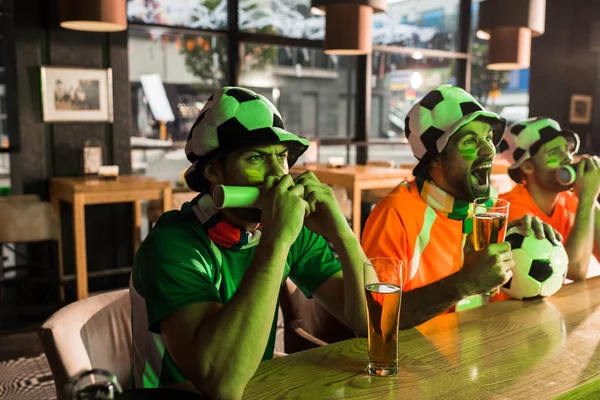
[364,257,403,376]
[472,198,510,296]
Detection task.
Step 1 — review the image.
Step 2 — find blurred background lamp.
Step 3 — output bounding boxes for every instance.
[410,71,423,90]
[59,0,127,32]
[312,0,387,55]
[477,0,546,70]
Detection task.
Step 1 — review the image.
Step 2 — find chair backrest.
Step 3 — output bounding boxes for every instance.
[39,289,132,400]
[0,196,59,242]
[367,160,395,168]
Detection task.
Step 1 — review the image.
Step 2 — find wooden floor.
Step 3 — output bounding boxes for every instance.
[0,329,44,361]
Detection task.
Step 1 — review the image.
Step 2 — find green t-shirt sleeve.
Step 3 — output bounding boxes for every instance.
[288,228,343,298]
[133,224,222,333]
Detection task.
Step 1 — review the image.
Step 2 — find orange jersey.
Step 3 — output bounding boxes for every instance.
[499,184,578,243]
[362,181,465,292]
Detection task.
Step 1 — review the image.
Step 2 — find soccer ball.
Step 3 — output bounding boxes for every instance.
[500,226,569,300]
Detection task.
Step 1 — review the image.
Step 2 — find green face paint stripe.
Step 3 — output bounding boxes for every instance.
[244,168,261,177]
[460,148,477,161]
[546,157,561,167]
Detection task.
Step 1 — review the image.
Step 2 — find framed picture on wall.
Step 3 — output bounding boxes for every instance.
[569,94,593,124]
[40,66,113,122]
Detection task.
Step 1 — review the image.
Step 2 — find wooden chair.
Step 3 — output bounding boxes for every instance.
[0,195,60,328]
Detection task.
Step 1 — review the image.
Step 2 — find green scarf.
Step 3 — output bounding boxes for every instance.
[415,176,497,234]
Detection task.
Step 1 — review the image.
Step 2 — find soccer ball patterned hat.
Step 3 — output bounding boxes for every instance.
[184,87,310,192]
[498,117,580,182]
[404,85,506,175]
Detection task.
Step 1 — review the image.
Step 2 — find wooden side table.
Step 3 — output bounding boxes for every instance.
[50,176,172,300]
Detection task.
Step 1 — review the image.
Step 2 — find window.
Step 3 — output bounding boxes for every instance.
[128,28,228,143]
[470,0,530,124]
[238,0,325,40]
[373,0,460,51]
[127,0,228,30]
[371,52,458,139]
[239,43,356,139]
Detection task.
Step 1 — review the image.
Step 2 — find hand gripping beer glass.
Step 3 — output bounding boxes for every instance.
[472,198,510,296]
[363,258,403,376]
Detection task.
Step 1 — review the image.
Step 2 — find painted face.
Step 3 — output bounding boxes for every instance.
[438,120,496,201]
[528,136,573,192]
[218,144,289,222]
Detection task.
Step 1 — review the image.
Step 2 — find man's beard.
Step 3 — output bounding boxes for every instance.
[444,170,490,202]
[229,207,262,223]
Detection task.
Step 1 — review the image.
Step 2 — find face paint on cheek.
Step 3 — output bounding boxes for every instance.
[459,148,477,161]
[546,157,561,168]
[244,168,264,184]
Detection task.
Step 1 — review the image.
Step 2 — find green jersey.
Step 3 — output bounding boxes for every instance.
[130,202,342,388]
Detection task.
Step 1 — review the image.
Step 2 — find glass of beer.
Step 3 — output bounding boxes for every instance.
[364,257,403,376]
[472,197,510,296]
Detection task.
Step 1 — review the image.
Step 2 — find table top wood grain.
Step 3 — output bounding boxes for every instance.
[243,277,600,399]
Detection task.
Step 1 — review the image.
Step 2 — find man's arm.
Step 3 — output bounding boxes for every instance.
[293,171,368,337]
[566,158,600,280]
[400,239,513,329]
[161,239,291,400]
[563,196,596,281]
[312,228,369,337]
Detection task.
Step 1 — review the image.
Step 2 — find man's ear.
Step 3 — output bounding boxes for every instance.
[203,160,221,184]
[429,156,442,167]
[521,160,535,177]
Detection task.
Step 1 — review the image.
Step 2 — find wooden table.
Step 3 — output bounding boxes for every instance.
[50,176,172,300]
[291,164,412,238]
[243,277,600,399]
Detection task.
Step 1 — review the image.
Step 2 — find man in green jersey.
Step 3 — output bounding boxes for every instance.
[130,87,369,399]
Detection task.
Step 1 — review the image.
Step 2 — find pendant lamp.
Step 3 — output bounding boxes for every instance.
[59,0,127,32]
[478,0,546,70]
[311,0,387,55]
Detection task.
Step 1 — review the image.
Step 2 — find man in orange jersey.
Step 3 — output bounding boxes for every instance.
[498,117,600,281]
[362,85,559,328]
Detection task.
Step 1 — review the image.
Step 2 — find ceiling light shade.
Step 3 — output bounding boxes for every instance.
[487,27,532,70]
[323,4,373,55]
[478,0,546,38]
[59,0,127,32]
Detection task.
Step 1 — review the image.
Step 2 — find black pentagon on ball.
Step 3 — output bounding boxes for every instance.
[404,116,411,139]
[226,88,259,103]
[272,113,284,129]
[505,232,524,249]
[513,148,527,162]
[217,117,249,138]
[539,125,560,137]
[420,126,445,151]
[497,139,509,153]
[459,101,483,116]
[510,124,526,135]
[528,259,554,282]
[419,90,444,111]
